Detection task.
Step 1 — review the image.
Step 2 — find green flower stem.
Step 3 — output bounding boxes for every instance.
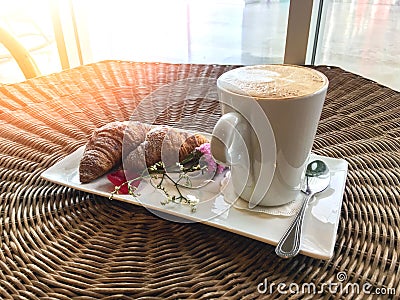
[109,155,204,212]
[164,173,185,200]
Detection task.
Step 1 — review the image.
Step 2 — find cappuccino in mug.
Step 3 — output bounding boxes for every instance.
[211,65,328,207]
[217,64,326,100]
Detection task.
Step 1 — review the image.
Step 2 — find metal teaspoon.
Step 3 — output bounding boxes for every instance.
[275,160,331,258]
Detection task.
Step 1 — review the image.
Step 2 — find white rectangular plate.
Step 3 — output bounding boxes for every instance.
[41,147,348,260]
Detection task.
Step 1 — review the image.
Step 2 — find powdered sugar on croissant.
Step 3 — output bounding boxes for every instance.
[79,121,154,183]
[123,126,209,172]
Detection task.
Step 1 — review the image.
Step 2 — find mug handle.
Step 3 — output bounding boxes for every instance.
[211,111,276,208]
[211,112,252,206]
[210,112,249,166]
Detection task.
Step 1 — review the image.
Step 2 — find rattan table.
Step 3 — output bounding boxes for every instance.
[0,60,399,299]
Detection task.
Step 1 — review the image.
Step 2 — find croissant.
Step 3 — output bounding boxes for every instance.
[123,126,209,173]
[79,121,209,183]
[79,121,154,183]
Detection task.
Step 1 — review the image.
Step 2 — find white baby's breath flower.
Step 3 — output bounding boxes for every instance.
[186,194,200,205]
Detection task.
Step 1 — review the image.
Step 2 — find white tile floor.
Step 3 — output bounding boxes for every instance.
[315,0,400,91]
[1,0,399,91]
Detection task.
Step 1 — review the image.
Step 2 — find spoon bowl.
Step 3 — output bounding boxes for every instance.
[275,159,331,258]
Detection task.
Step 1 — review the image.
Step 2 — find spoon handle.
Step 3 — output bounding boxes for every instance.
[275,193,313,258]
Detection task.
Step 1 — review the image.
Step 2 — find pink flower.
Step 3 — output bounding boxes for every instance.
[196,142,211,155]
[216,164,226,174]
[107,170,141,194]
[196,143,226,174]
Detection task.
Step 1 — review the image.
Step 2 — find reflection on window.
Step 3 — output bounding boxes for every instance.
[71,0,290,65]
[315,0,400,91]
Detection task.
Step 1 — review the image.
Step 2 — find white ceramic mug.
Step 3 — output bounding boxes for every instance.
[211,65,329,207]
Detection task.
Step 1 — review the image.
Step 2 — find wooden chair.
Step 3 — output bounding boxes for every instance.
[0,26,41,79]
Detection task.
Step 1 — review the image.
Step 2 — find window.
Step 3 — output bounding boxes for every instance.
[0,0,61,83]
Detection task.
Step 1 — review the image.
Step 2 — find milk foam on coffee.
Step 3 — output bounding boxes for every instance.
[218,65,327,99]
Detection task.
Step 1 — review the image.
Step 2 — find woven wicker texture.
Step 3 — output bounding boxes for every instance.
[0,61,399,299]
